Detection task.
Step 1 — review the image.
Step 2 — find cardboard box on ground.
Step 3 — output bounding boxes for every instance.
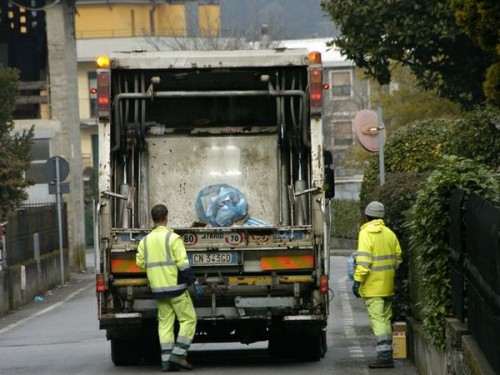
[392,322,407,359]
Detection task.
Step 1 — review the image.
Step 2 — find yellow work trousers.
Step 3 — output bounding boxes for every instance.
[365,296,393,361]
[158,291,197,364]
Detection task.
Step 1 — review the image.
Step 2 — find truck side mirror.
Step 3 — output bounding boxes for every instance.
[324,167,335,199]
[323,150,335,199]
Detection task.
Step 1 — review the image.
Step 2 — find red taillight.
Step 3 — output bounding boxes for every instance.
[96,274,106,293]
[309,68,323,114]
[319,275,329,294]
[96,70,110,118]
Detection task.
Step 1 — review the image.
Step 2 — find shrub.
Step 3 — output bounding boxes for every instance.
[330,199,361,239]
[378,172,429,320]
[360,117,458,209]
[406,156,500,348]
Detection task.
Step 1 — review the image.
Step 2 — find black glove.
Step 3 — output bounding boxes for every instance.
[352,281,361,298]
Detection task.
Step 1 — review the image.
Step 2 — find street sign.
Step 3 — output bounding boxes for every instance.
[49,182,70,194]
[45,156,70,182]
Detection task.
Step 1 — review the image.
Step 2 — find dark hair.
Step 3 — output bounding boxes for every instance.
[151,204,168,223]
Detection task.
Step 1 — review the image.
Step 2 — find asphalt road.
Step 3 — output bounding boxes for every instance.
[0,252,419,374]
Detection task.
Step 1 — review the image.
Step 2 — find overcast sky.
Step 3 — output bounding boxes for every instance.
[219,0,338,40]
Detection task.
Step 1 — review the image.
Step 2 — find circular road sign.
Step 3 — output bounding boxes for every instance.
[45,156,70,181]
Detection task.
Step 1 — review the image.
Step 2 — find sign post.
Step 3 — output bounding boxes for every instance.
[45,156,70,285]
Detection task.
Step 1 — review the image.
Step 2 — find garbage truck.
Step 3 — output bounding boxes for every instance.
[93,48,335,365]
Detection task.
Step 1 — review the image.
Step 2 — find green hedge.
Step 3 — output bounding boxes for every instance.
[359,105,500,332]
[330,199,361,239]
[406,157,500,349]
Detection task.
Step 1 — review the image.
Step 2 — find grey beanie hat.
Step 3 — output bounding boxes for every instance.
[365,201,385,218]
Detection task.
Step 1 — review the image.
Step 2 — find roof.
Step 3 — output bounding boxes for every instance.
[76,37,354,67]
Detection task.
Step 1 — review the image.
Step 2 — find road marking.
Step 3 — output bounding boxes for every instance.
[337,275,365,360]
[0,284,92,334]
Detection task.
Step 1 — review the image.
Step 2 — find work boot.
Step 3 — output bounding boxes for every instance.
[368,358,394,369]
[169,357,194,371]
[161,361,179,372]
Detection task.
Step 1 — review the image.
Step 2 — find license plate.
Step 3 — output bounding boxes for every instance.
[188,252,237,266]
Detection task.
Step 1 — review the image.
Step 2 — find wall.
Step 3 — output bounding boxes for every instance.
[75,3,188,38]
[0,249,68,315]
[407,317,496,375]
[334,176,363,200]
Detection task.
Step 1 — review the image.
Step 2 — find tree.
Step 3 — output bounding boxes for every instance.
[372,66,463,133]
[320,0,496,109]
[450,0,500,105]
[0,66,33,217]
[341,65,462,173]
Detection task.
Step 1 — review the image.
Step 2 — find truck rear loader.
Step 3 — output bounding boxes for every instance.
[93,48,335,365]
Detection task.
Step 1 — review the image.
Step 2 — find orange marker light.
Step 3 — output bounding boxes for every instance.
[308,51,322,64]
[96,55,110,69]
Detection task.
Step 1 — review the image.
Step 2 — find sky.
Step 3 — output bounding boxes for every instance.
[219,0,339,41]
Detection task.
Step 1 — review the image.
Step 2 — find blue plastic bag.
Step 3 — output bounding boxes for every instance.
[195,184,248,227]
[347,252,356,280]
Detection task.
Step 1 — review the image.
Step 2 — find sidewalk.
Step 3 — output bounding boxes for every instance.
[0,270,94,332]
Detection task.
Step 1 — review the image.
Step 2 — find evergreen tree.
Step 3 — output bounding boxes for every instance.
[0,67,34,217]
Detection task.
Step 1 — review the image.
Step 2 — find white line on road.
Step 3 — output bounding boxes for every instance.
[337,275,366,360]
[0,284,92,334]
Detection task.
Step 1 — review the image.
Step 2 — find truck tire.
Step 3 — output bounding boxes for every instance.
[293,330,326,362]
[111,338,142,366]
[268,334,291,359]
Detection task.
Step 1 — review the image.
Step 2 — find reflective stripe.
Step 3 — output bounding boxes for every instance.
[161,342,175,350]
[111,259,143,273]
[172,335,192,357]
[143,234,149,263]
[357,261,371,268]
[178,263,191,271]
[373,254,396,261]
[161,342,174,362]
[375,333,392,342]
[371,264,398,271]
[148,260,176,268]
[151,283,187,294]
[260,255,314,270]
[377,343,393,351]
[145,232,173,268]
[356,251,372,258]
[165,232,172,263]
[176,335,192,346]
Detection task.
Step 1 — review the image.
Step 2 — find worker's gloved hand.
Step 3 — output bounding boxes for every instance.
[352,281,361,298]
[193,281,203,297]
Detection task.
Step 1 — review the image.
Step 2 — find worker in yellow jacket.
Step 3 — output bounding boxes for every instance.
[136,204,203,372]
[352,201,402,369]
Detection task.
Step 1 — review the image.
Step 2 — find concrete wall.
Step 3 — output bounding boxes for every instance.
[0,249,68,315]
[334,177,363,200]
[408,317,496,375]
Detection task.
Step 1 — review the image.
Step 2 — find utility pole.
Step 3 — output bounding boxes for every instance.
[45,0,86,270]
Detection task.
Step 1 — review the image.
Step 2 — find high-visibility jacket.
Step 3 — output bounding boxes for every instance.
[354,219,402,297]
[136,226,196,299]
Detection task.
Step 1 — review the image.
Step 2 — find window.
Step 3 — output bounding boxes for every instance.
[330,71,352,97]
[88,71,97,118]
[25,139,50,183]
[333,122,354,146]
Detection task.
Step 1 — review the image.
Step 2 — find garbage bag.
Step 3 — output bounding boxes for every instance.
[195,184,248,227]
[347,252,356,281]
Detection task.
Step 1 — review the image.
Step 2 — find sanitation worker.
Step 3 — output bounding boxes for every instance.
[352,201,402,369]
[136,204,203,372]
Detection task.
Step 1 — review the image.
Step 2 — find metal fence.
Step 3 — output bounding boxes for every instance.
[5,203,68,266]
[450,190,500,374]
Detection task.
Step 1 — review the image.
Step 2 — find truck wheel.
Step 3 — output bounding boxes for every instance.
[294,332,324,362]
[111,339,142,366]
[268,335,290,359]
